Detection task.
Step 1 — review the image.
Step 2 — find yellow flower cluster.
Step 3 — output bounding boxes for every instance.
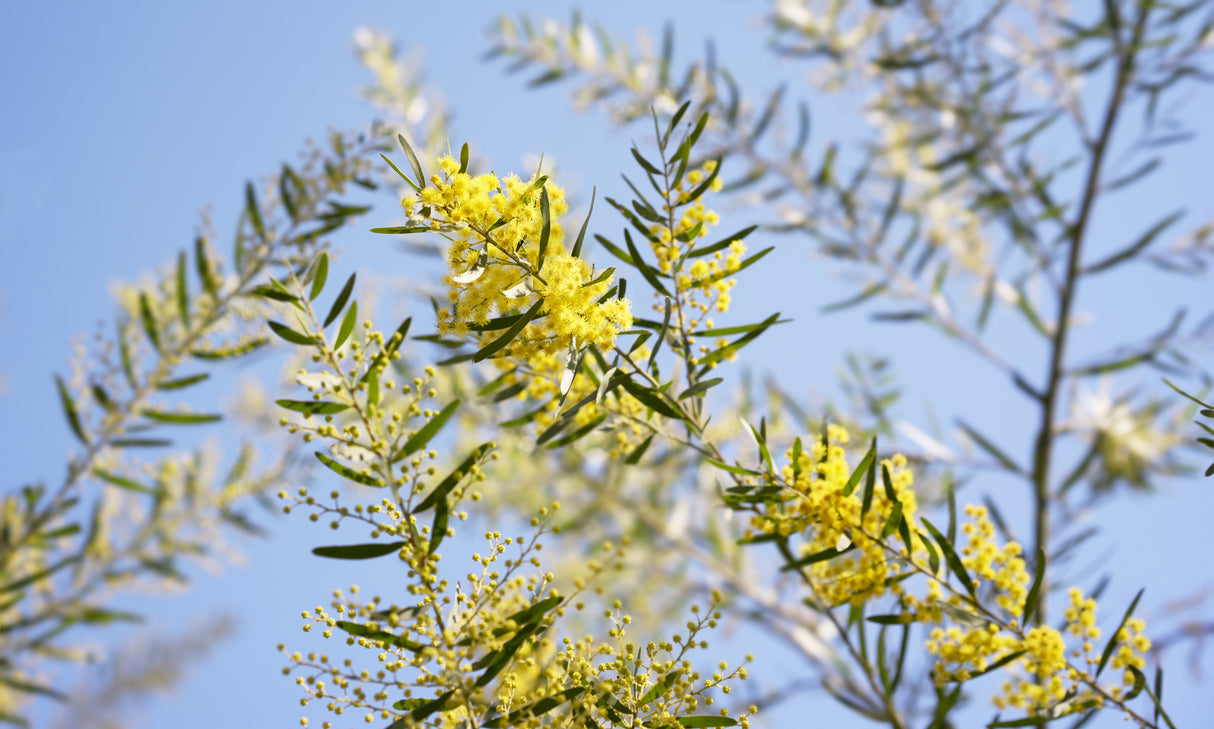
[649,162,744,320]
[745,426,1152,719]
[403,157,632,360]
[748,424,921,606]
[912,507,1151,716]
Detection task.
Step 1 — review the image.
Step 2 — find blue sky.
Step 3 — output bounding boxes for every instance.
[2,2,1213,727]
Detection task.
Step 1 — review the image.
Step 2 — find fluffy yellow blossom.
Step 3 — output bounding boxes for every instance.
[403,158,632,364]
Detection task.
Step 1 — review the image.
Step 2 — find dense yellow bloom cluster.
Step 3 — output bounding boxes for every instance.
[403,157,632,360]
[749,425,921,606]
[746,425,1152,719]
[913,506,1150,716]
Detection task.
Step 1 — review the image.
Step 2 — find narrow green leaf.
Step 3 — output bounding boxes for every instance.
[313,542,405,560]
[1022,548,1047,624]
[921,519,976,597]
[474,298,544,362]
[678,377,723,400]
[781,544,854,571]
[957,420,1021,473]
[687,225,758,259]
[842,440,877,497]
[190,337,268,360]
[54,375,87,445]
[93,469,161,495]
[245,181,265,240]
[677,716,737,727]
[536,186,551,272]
[624,230,671,297]
[1096,589,1144,678]
[175,251,189,328]
[620,377,682,419]
[323,273,356,328]
[141,409,222,425]
[194,236,217,296]
[276,399,349,416]
[398,134,426,189]
[251,285,297,303]
[309,252,329,301]
[110,438,172,448]
[0,676,67,703]
[458,142,470,174]
[335,300,358,350]
[414,443,494,515]
[623,433,654,464]
[395,399,461,462]
[314,451,383,487]
[336,620,423,652]
[570,187,595,259]
[267,320,316,346]
[139,292,160,351]
[380,153,419,193]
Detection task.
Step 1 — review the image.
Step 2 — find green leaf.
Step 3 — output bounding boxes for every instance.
[688,225,758,259]
[414,443,494,514]
[678,377,723,400]
[117,320,137,388]
[696,312,782,370]
[309,252,329,301]
[55,375,87,445]
[335,300,358,350]
[245,181,265,240]
[822,282,888,313]
[0,676,67,703]
[1022,549,1047,624]
[534,186,553,273]
[335,620,423,652]
[398,134,426,189]
[1096,588,1144,678]
[1085,210,1182,275]
[677,716,737,728]
[267,320,316,346]
[369,224,429,235]
[314,451,383,487]
[570,187,595,259]
[781,544,854,571]
[474,298,544,362]
[842,440,877,497]
[276,399,349,416]
[546,413,609,449]
[620,377,682,419]
[93,469,161,495]
[683,156,723,203]
[141,409,222,425]
[921,519,976,597]
[380,153,419,193]
[110,438,172,448]
[594,234,636,266]
[139,292,160,351]
[624,433,654,464]
[312,542,405,560]
[190,337,268,359]
[458,141,470,173]
[175,251,189,329]
[195,236,218,296]
[251,284,298,303]
[481,688,586,728]
[395,399,461,463]
[624,230,672,297]
[323,273,356,328]
[957,420,1021,473]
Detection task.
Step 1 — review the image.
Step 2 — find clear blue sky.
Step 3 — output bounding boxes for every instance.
[2,2,1212,727]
